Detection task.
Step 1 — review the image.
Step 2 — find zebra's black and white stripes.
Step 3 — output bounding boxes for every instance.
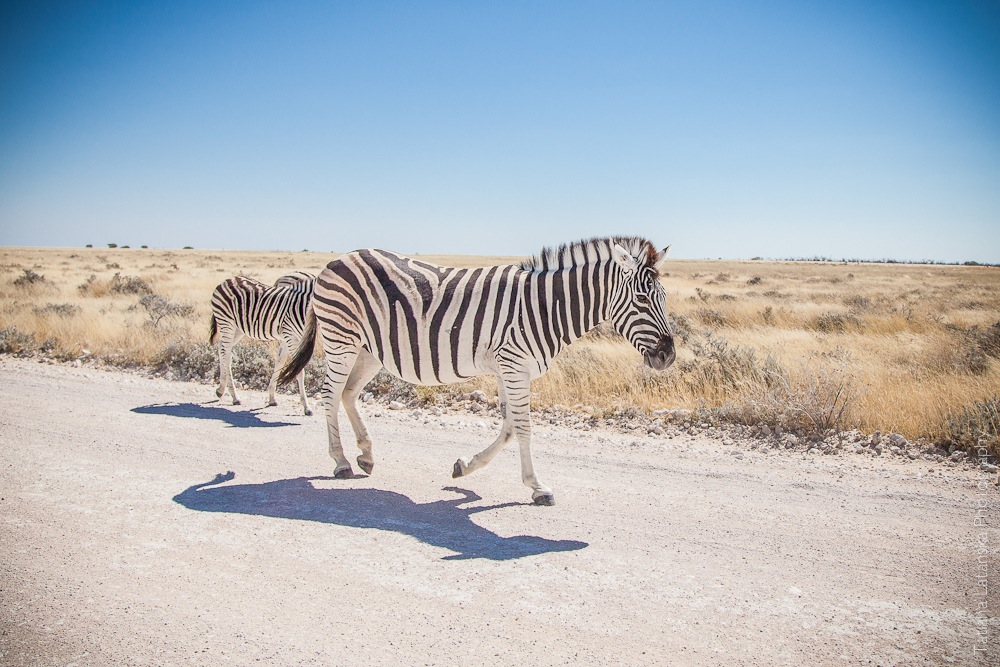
[278,237,675,504]
[210,272,316,414]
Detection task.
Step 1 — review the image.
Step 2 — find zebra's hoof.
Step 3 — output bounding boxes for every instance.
[232,399,241,406]
[357,457,374,475]
[532,491,556,506]
[215,387,224,398]
[333,466,354,479]
[304,408,313,416]
[266,399,278,407]
[452,459,467,478]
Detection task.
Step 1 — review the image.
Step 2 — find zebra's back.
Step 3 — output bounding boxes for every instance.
[274,271,316,290]
[212,276,312,342]
[314,249,523,384]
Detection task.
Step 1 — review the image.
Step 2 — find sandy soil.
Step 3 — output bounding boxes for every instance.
[1,357,996,666]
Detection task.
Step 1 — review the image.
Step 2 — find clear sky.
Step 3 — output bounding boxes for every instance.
[1,1,998,262]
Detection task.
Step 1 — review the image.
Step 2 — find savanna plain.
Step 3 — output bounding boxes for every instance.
[1,245,998,666]
[2,245,998,453]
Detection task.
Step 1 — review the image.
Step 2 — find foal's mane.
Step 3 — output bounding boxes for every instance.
[519,236,658,272]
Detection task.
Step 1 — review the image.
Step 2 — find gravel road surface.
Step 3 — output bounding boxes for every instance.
[1,357,996,666]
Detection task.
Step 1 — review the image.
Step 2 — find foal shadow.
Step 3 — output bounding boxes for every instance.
[132,403,297,428]
[173,472,588,561]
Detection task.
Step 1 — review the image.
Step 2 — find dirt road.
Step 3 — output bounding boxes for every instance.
[1,357,996,666]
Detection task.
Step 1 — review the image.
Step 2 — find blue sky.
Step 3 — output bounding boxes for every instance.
[1,1,998,262]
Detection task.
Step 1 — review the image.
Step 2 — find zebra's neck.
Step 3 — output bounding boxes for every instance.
[516,257,618,365]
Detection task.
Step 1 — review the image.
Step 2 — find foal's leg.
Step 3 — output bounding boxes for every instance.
[216,328,243,405]
[452,378,513,477]
[266,342,287,407]
[224,330,245,405]
[274,331,313,416]
[215,333,229,400]
[341,349,383,474]
[295,368,312,416]
[320,346,361,478]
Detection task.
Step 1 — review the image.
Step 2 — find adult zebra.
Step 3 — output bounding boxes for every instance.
[210,272,316,415]
[278,237,675,505]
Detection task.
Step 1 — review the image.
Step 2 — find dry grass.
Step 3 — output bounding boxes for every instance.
[2,246,998,453]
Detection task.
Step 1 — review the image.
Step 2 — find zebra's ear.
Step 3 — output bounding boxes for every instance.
[654,245,671,274]
[612,244,639,274]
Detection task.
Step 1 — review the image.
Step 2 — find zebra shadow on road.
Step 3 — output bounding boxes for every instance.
[132,402,297,428]
[173,472,589,561]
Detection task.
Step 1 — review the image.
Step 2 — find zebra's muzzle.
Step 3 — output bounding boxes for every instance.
[643,334,675,371]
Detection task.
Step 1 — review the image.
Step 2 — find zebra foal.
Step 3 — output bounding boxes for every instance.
[279,237,675,504]
[210,272,316,415]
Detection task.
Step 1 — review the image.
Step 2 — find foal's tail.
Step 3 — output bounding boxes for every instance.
[209,313,219,344]
[277,308,317,386]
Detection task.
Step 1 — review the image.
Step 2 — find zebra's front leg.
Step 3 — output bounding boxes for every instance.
[320,349,361,478]
[453,374,554,505]
[452,379,513,478]
[507,374,554,505]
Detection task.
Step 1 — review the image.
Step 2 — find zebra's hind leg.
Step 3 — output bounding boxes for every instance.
[453,378,514,477]
[320,347,361,478]
[341,349,383,474]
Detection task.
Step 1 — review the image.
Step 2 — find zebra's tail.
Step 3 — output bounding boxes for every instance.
[277,307,316,386]
[209,313,219,344]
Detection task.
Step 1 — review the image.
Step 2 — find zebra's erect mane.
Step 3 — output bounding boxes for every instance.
[519,236,658,272]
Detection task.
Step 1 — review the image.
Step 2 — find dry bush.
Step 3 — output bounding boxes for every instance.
[716,362,857,436]
[134,294,195,327]
[0,327,36,355]
[946,396,1000,457]
[154,338,218,381]
[13,268,48,288]
[33,303,82,318]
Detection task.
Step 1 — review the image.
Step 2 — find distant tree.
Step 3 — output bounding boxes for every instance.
[85,244,93,248]
[121,245,130,249]
[183,246,194,250]
[140,245,148,249]
[107,243,118,248]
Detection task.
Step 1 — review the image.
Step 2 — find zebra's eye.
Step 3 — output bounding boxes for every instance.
[635,293,650,305]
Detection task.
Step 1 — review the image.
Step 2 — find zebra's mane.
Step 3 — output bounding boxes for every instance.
[519,236,658,272]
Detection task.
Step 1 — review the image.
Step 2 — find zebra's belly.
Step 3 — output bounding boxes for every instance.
[369,346,496,387]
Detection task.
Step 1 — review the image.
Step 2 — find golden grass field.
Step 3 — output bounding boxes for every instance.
[2,245,998,451]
